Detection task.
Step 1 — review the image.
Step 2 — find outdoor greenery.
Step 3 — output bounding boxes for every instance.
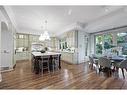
[117,36,125,44]
[96,35,103,54]
[96,32,127,55]
[96,34,113,54]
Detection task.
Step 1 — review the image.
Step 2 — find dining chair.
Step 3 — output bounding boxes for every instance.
[98,57,112,76]
[52,55,59,73]
[39,56,50,75]
[117,59,127,79]
[89,56,98,72]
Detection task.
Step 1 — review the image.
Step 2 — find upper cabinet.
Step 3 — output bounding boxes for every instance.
[66,31,75,48]
[59,31,76,50]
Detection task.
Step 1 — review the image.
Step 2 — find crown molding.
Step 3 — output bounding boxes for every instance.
[56,22,86,36]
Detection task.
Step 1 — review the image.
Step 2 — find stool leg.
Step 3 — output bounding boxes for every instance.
[57,60,59,71]
[42,63,43,75]
[122,68,125,79]
[48,62,50,74]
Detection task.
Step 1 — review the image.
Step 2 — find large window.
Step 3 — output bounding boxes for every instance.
[95,32,127,55]
[95,33,113,55]
[117,32,127,55]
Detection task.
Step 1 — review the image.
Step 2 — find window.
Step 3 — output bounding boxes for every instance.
[95,35,103,54]
[95,34,113,55]
[117,32,127,55]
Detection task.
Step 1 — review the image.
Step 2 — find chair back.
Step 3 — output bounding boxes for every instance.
[52,55,59,66]
[41,56,50,63]
[98,57,111,68]
[119,59,127,68]
[89,56,94,64]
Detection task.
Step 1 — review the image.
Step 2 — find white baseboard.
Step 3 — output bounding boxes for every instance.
[1,67,14,72]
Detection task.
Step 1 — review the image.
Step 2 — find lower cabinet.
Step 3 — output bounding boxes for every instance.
[16,51,30,61]
[61,52,77,64]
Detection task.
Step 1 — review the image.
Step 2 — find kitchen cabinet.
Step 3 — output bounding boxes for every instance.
[16,51,30,61]
[61,51,77,64]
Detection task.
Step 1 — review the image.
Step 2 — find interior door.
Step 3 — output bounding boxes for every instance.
[1,22,13,70]
[0,22,1,82]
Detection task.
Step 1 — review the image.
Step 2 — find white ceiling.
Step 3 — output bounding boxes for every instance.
[4,6,127,36]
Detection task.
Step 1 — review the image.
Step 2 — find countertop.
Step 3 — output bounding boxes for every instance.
[32,51,61,57]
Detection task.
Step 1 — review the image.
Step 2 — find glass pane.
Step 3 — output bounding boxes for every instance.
[95,35,103,54]
[103,34,113,50]
[117,32,127,55]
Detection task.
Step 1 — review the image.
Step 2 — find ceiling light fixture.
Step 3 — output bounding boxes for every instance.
[39,20,50,41]
[68,9,72,15]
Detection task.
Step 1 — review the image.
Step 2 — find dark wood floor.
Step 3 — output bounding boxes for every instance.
[0,60,127,89]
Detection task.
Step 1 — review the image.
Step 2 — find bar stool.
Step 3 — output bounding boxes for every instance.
[39,56,50,75]
[52,55,59,73]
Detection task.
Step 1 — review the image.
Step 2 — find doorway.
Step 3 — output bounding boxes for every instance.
[1,22,13,71]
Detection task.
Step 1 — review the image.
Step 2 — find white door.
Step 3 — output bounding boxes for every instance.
[0,22,2,82]
[1,22,13,70]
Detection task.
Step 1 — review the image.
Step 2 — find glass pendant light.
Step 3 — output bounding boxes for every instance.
[39,20,50,41]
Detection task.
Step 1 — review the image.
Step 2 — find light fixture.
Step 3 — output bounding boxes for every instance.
[39,20,50,41]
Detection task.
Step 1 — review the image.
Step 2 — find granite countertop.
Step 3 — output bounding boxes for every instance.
[32,51,61,57]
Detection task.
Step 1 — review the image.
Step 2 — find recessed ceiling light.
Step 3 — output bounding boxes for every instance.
[105,8,109,12]
[68,9,72,15]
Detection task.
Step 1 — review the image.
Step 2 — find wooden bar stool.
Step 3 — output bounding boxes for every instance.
[39,56,50,75]
[52,55,59,73]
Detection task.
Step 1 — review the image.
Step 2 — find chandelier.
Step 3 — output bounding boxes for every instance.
[39,20,50,41]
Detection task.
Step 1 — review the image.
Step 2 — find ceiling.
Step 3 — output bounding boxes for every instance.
[4,6,127,36]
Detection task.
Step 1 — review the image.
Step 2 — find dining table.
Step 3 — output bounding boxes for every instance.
[109,56,126,62]
[93,55,126,67]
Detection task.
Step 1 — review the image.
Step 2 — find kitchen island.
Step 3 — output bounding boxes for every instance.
[31,52,61,74]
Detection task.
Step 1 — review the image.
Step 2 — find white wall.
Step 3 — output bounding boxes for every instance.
[89,34,95,55]
[0,20,1,82]
[0,6,16,72]
[77,30,89,63]
[1,22,13,68]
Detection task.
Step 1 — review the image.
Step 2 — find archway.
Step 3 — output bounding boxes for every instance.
[1,21,13,72]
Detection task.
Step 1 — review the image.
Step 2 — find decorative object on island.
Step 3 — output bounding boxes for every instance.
[39,20,51,41]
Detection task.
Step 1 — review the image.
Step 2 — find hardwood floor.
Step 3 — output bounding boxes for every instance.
[0,60,127,89]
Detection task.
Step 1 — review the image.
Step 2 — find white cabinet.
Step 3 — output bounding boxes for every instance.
[66,31,75,47]
[16,51,30,61]
[61,52,77,64]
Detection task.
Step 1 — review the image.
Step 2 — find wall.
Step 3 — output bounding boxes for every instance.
[89,34,95,55]
[77,30,89,63]
[0,6,17,72]
[1,22,13,68]
[0,16,1,82]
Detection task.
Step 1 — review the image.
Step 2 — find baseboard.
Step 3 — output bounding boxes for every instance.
[1,67,14,73]
[13,64,16,69]
[16,59,29,63]
[61,60,88,65]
